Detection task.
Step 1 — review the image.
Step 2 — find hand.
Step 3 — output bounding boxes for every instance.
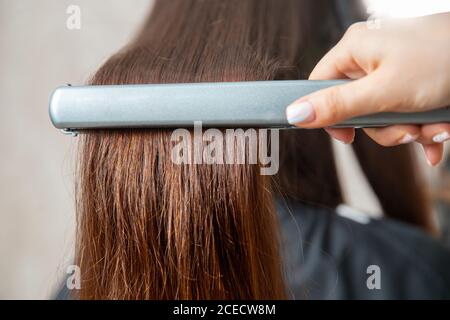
[285,13,450,166]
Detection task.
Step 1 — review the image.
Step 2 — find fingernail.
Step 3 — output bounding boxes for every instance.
[399,133,418,144]
[286,101,315,125]
[333,137,354,144]
[432,131,450,143]
[422,146,435,167]
[337,140,353,145]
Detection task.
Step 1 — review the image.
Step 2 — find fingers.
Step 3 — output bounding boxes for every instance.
[361,124,448,166]
[418,123,450,144]
[422,143,444,167]
[324,128,355,144]
[309,44,365,81]
[362,124,450,147]
[286,23,388,128]
[416,124,450,166]
[309,22,371,81]
[363,125,420,147]
[324,123,448,166]
[286,70,389,128]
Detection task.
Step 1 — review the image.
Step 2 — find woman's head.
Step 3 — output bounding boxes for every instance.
[75,0,434,299]
[77,0,316,299]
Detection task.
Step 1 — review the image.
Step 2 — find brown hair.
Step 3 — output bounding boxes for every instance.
[75,0,434,300]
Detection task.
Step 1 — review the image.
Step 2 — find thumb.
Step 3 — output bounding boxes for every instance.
[286,71,388,128]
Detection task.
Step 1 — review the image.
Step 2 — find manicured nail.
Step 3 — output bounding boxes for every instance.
[334,138,352,144]
[422,145,435,167]
[432,131,450,143]
[286,101,315,125]
[399,133,418,144]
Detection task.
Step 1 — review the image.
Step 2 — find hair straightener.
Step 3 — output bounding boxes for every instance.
[49,80,450,135]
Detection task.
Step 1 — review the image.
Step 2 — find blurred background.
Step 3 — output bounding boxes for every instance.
[0,0,154,299]
[0,0,449,299]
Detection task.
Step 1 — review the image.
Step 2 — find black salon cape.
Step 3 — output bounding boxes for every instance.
[277,199,450,299]
[56,201,450,300]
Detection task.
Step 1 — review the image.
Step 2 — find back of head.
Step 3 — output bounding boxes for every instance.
[76,0,310,299]
[75,0,434,299]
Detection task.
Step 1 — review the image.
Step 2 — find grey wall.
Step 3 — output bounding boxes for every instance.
[0,0,153,299]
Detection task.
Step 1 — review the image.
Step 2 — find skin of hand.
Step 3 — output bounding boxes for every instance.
[285,12,450,166]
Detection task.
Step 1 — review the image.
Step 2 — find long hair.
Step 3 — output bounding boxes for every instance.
[75,0,434,300]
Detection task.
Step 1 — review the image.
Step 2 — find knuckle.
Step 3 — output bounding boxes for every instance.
[321,86,344,124]
[345,22,365,38]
